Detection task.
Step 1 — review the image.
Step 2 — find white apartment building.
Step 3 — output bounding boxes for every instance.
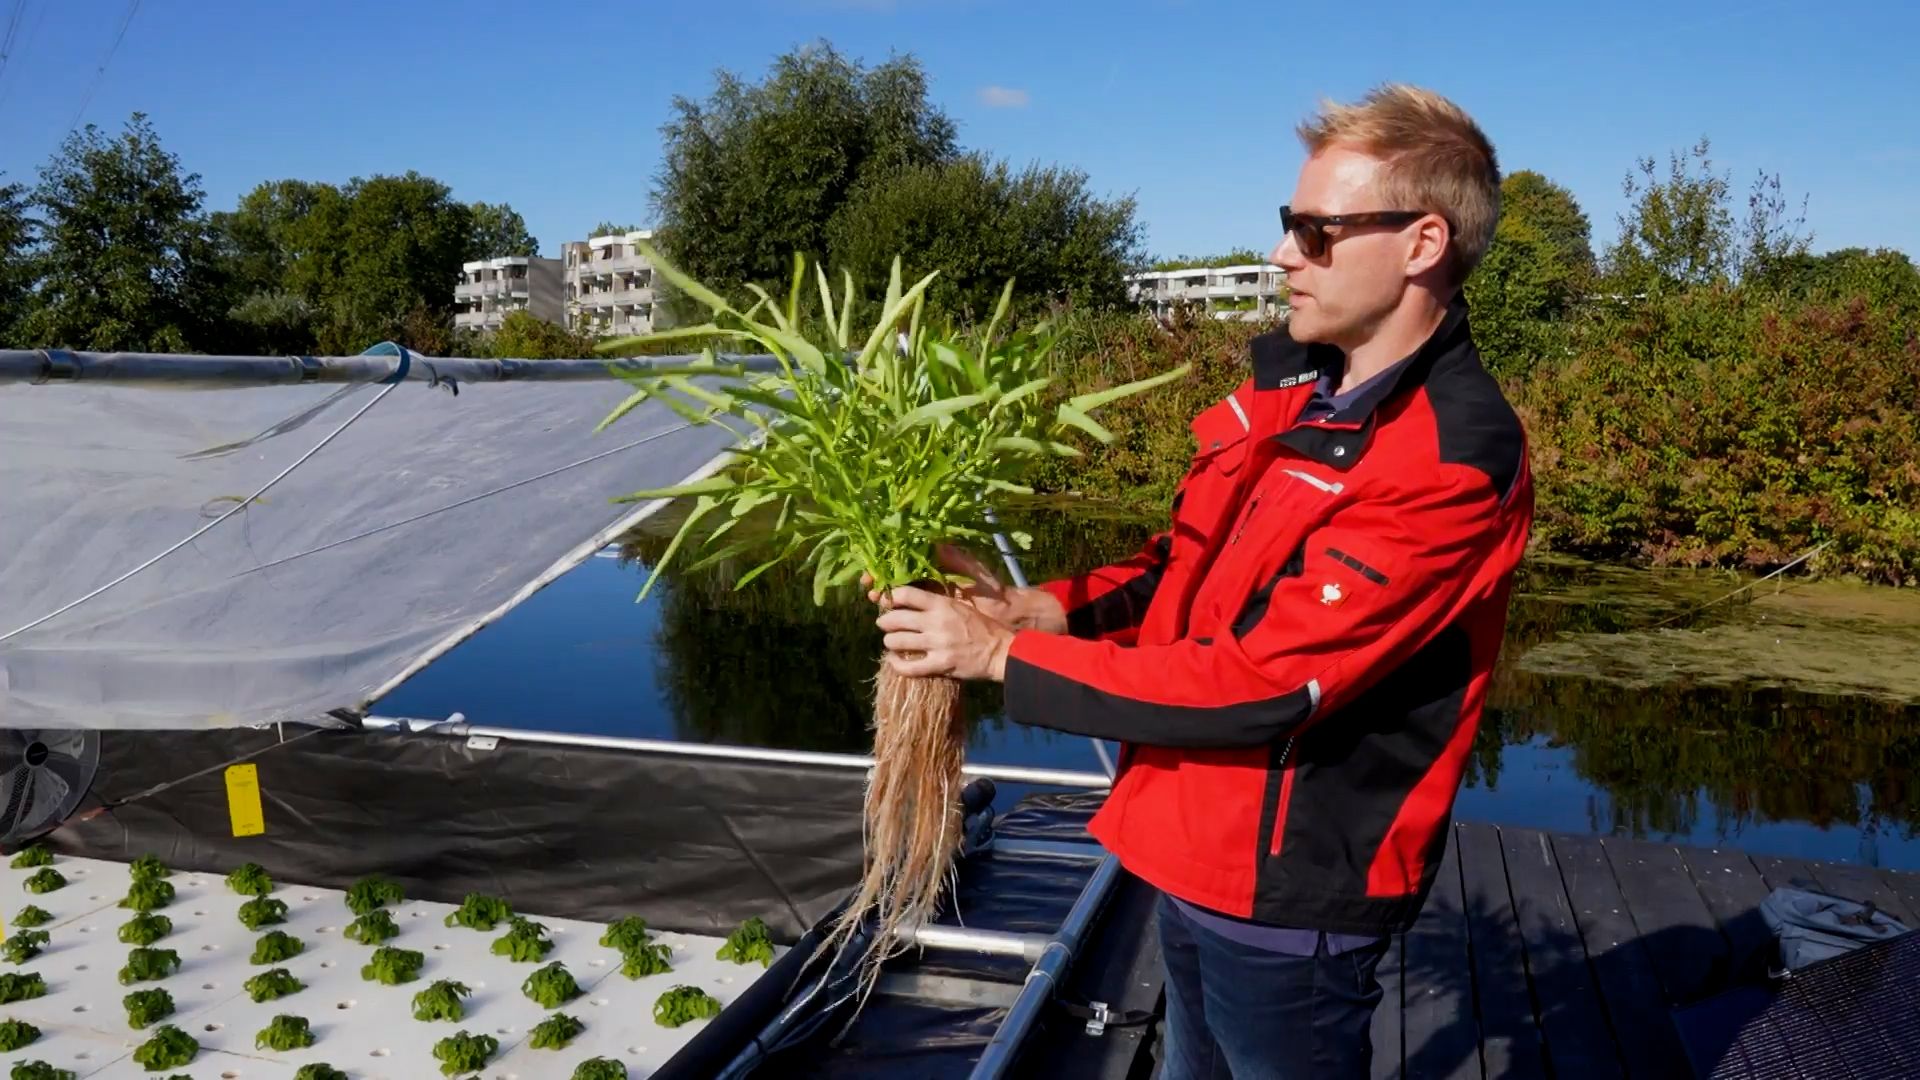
[566,231,662,337]
[454,256,565,332]
[1126,263,1289,321]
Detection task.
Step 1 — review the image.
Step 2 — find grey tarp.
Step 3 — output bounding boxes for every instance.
[0,375,738,728]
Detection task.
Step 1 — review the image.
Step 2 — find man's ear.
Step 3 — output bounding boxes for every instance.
[1405,214,1451,278]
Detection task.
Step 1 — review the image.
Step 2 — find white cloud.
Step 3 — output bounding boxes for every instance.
[978,85,1030,109]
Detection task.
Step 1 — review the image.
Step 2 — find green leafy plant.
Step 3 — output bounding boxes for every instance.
[119,912,173,946]
[596,247,1187,1001]
[360,945,423,985]
[490,916,552,962]
[343,907,398,944]
[528,1012,583,1050]
[118,947,181,984]
[8,1062,72,1080]
[0,1018,39,1051]
[237,896,288,930]
[225,862,272,897]
[411,978,471,1022]
[122,988,175,1029]
[652,984,722,1028]
[294,1066,349,1080]
[128,855,171,882]
[431,1031,498,1077]
[572,1060,627,1080]
[344,874,404,916]
[22,869,63,895]
[244,967,303,1003]
[11,906,50,929]
[2,930,48,965]
[443,893,512,931]
[255,1013,314,1051]
[716,916,774,968]
[7,846,51,870]
[520,961,579,1008]
[620,941,673,979]
[0,973,46,1004]
[250,930,303,965]
[119,877,175,912]
[598,916,650,954]
[131,1024,197,1070]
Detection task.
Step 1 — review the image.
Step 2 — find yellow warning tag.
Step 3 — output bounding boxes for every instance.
[225,764,266,837]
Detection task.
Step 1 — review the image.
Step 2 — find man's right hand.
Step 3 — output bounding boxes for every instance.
[862,544,1068,636]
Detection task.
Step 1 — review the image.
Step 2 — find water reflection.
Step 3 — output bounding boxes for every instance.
[382,506,1920,870]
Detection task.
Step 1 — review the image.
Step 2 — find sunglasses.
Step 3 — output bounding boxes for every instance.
[1279,205,1427,259]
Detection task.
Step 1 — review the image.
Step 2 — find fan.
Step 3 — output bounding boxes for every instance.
[0,729,100,847]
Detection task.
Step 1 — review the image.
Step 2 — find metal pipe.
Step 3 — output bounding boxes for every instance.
[0,348,787,386]
[896,924,1049,962]
[359,716,1114,789]
[969,853,1125,1079]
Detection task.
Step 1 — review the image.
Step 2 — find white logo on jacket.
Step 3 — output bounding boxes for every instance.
[1319,583,1344,606]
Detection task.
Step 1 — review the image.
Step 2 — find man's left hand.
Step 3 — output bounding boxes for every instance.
[875,585,1016,682]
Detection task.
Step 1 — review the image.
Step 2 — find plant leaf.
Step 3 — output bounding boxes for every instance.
[892,393,990,434]
[637,240,732,314]
[1066,363,1193,413]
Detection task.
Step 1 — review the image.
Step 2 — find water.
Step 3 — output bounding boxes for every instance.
[378,511,1920,873]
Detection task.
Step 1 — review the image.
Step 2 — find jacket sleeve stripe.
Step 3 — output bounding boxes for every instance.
[1004,653,1316,748]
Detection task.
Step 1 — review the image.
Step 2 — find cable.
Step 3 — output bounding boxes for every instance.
[0,378,401,644]
[65,0,140,132]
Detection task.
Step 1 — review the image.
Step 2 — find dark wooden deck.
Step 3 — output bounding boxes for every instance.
[1370,822,1920,1079]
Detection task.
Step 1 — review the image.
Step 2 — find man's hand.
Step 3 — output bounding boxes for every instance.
[863,545,1068,634]
[875,586,1017,682]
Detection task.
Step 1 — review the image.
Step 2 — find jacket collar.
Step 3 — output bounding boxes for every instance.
[1254,298,1474,471]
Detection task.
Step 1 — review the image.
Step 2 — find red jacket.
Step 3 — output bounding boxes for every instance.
[1004,302,1532,934]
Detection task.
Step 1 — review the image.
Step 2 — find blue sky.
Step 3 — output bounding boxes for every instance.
[1,0,1915,261]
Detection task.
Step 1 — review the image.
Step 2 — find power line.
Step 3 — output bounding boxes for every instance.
[0,0,28,89]
[65,0,141,133]
[0,0,46,114]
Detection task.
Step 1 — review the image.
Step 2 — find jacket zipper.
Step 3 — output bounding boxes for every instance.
[1267,734,1298,856]
[1231,496,1262,545]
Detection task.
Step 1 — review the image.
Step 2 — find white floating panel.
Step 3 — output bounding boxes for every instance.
[0,855,779,1079]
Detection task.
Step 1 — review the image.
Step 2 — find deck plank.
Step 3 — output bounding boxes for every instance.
[1497,826,1622,1079]
[1371,932,1405,1080]
[1752,853,1823,892]
[1402,829,1481,1079]
[1674,845,1776,983]
[1880,869,1920,926]
[1598,837,1729,1004]
[1804,860,1920,927]
[1454,823,1547,1080]
[1552,832,1690,1076]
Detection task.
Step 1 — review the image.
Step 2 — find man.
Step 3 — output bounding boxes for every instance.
[875,83,1532,1078]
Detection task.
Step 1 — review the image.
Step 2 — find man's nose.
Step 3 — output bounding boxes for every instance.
[1272,232,1303,270]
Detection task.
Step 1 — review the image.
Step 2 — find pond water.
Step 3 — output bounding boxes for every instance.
[377,509,1920,873]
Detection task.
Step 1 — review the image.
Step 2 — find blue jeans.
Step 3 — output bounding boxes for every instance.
[1156,893,1390,1080]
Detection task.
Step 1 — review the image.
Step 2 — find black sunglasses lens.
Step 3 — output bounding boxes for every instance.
[1280,208,1323,258]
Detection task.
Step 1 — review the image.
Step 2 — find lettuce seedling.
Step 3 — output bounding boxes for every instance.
[520,961,580,1008]
[118,947,181,985]
[431,1031,498,1077]
[11,906,51,929]
[250,930,303,965]
[598,916,650,953]
[294,1066,349,1080]
[2,930,48,965]
[255,1013,315,1051]
[491,916,552,962]
[129,855,171,882]
[344,874,404,917]
[0,1018,39,1051]
[716,916,774,968]
[0,972,47,1004]
[123,988,175,1029]
[411,978,471,1022]
[244,967,304,1003]
[8,1062,73,1080]
[653,985,722,1028]
[238,896,288,930]
[528,1012,583,1050]
[7,846,51,870]
[118,877,175,913]
[361,945,424,985]
[226,862,272,897]
[621,942,673,979]
[131,1024,198,1070]
[444,893,513,931]
[22,869,63,895]
[343,908,399,944]
[572,1060,627,1080]
[119,912,172,946]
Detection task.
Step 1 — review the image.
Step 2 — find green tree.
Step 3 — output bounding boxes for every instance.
[588,221,642,238]
[211,179,349,353]
[0,177,33,342]
[313,172,474,353]
[1464,170,1593,376]
[825,154,1141,319]
[1148,250,1265,271]
[652,42,958,306]
[482,309,598,359]
[20,114,225,351]
[468,202,537,258]
[1604,138,1735,293]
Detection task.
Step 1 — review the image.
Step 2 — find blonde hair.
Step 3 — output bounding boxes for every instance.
[1296,84,1500,282]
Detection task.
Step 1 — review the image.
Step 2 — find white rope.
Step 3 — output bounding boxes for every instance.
[0,380,401,644]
